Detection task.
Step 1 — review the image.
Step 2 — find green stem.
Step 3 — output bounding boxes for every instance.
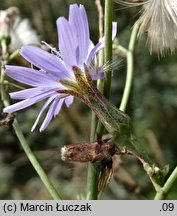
[103,0,113,99]
[0,39,62,200]
[119,21,140,112]
[117,22,177,199]
[154,166,177,200]
[90,112,98,142]
[87,0,113,200]
[87,110,99,200]
[87,162,100,200]
[95,0,113,134]
[12,119,62,200]
[0,40,8,108]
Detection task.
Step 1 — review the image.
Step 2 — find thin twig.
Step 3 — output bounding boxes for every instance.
[95,0,104,38]
[119,20,140,112]
[154,166,177,200]
[119,147,162,192]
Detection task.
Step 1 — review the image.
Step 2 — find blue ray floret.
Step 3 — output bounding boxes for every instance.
[3,4,117,132]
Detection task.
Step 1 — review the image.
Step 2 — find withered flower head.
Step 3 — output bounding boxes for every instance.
[61,138,119,192]
[61,139,118,163]
[0,7,39,52]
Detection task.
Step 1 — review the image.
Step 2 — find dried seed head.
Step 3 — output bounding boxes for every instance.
[138,0,177,55]
[115,0,147,7]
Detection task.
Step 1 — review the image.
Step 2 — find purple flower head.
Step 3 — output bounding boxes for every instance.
[3,4,117,132]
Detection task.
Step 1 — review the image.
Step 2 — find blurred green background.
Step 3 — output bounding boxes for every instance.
[0,0,177,199]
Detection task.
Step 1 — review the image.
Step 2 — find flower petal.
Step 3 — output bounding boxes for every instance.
[88,40,94,54]
[3,91,55,113]
[91,72,104,80]
[10,86,60,100]
[64,95,74,107]
[40,97,61,132]
[57,17,78,67]
[10,88,43,99]
[20,45,71,80]
[87,22,117,65]
[112,22,118,39]
[31,94,58,131]
[69,4,90,65]
[86,41,104,65]
[5,65,59,87]
[53,97,64,117]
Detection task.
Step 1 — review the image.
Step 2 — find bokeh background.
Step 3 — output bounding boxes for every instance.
[0,0,177,199]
